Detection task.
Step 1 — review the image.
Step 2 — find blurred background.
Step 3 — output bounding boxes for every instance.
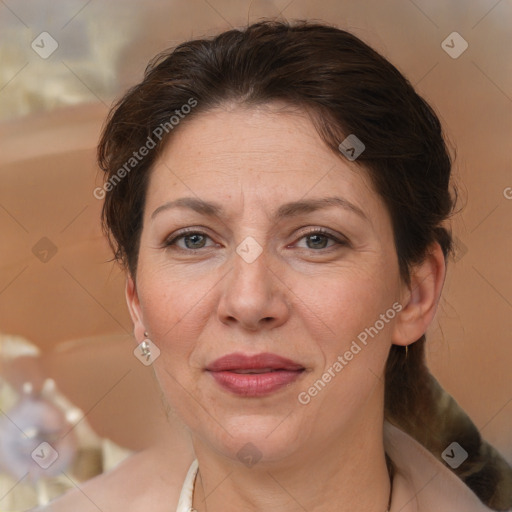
[0,0,511,509]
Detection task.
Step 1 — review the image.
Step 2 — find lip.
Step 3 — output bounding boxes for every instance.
[205,352,305,397]
[206,352,304,372]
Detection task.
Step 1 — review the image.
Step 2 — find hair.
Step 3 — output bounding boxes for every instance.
[97,19,512,509]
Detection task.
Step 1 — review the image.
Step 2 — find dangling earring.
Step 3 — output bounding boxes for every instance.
[134,331,160,365]
[405,344,408,359]
[140,332,151,361]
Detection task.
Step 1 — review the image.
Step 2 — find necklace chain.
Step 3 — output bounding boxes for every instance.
[189,454,394,512]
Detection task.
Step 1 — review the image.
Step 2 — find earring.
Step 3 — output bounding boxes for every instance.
[140,332,151,361]
[405,345,408,359]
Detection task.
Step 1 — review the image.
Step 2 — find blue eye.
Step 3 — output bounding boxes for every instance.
[164,230,214,251]
[163,228,348,252]
[295,229,347,250]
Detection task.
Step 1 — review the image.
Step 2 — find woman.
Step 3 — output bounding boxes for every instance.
[36,20,511,512]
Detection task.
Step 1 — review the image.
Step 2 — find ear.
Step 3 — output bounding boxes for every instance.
[125,273,147,343]
[391,241,446,347]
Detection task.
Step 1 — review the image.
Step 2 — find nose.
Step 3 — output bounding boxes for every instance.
[217,242,291,332]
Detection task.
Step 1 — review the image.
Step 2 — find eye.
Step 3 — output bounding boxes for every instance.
[163,227,348,253]
[294,228,348,250]
[163,229,215,251]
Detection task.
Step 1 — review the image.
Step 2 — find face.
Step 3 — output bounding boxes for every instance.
[126,102,407,463]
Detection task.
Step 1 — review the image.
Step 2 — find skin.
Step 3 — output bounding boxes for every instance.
[125,102,446,512]
[41,102,446,512]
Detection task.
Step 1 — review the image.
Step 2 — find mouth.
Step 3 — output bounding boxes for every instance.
[205,352,305,396]
[229,368,290,374]
[205,352,304,372]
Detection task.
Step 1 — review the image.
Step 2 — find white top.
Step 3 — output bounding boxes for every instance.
[174,422,494,512]
[175,458,198,512]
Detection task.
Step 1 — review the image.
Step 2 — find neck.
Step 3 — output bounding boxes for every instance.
[190,405,391,511]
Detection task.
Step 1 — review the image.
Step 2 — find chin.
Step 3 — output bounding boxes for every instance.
[201,413,309,465]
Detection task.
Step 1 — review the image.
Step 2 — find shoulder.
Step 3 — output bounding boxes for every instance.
[384,421,496,512]
[31,444,195,512]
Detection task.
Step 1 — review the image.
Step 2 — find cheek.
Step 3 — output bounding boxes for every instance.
[136,265,212,354]
[301,265,397,339]
[293,269,396,418]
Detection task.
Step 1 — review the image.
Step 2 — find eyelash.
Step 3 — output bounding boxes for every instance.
[163,228,348,253]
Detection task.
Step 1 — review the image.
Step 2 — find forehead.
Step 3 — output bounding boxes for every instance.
[145,103,381,220]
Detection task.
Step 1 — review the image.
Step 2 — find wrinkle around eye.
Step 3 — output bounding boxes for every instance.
[161,228,351,256]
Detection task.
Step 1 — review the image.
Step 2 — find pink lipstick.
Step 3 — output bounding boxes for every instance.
[205,352,305,397]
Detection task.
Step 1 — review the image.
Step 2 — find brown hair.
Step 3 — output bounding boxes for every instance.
[97,20,512,509]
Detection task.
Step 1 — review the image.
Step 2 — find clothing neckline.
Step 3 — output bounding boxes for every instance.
[174,458,391,512]
[174,420,492,512]
[175,458,198,512]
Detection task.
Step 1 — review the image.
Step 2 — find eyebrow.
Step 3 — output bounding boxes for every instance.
[151,196,368,222]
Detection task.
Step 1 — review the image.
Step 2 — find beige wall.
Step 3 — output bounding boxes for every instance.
[0,0,511,460]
